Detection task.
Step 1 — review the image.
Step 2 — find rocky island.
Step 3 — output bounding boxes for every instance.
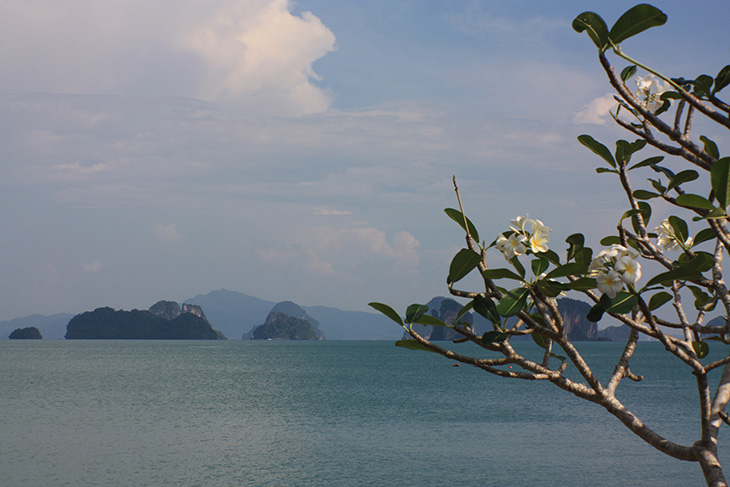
[65,301,225,339]
[8,326,43,339]
[249,301,322,340]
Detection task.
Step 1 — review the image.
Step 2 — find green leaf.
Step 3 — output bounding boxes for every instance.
[667,170,699,193]
[621,65,638,82]
[633,189,661,200]
[648,291,672,311]
[414,314,449,327]
[694,75,714,98]
[578,134,616,167]
[692,340,709,359]
[444,208,480,243]
[596,167,619,174]
[650,178,667,194]
[609,4,667,45]
[605,292,638,315]
[650,163,675,179]
[645,266,702,287]
[405,303,429,324]
[586,303,605,322]
[448,249,482,284]
[687,285,713,310]
[482,331,509,344]
[633,189,660,200]
[684,252,715,272]
[628,155,664,171]
[473,295,501,325]
[510,256,526,279]
[537,280,562,298]
[545,262,585,279]
[676,194,715,211]
[601,236,621,246]
[455,302,473,323]
[481,268,524,282]
[496,288,530,317]
[694,228,717,246]
[700,136,720,159]
[531,258,549,278]
[531,332,548,349]
[637,201,652,225]
[369,302,404,326]
[395,339,438,353]
[713,65,730,95]
[572,11,609,50]
[536,249,561,266]
[668,216,689,244]
[615,139,646,166]
[711,157,730,209]
[562,277,597,291]
[566,233,585,262]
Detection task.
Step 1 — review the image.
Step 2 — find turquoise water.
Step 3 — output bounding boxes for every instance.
[1,340,725,486]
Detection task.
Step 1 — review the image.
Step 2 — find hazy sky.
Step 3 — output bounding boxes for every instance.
[1,0,728,320]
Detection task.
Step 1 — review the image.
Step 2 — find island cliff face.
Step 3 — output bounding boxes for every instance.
[65,301,225,340]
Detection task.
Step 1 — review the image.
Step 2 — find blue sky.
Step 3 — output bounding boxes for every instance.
[0,0,728,320]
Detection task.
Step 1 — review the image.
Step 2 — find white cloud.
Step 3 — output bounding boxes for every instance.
[257,227,420,276]
[184,0,336,115]
[82,260,103,273]
[314,206,351,216]
[0,1,336,117]
[573,93,616,125]
[153,223,182,243]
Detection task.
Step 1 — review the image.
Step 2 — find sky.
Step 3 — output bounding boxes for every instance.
[0,0,728,320]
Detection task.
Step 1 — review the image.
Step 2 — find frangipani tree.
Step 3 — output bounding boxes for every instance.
[370,4,730,486]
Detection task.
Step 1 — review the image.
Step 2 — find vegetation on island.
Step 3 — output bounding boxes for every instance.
[65,301,225,339]
[370,4,730,486]
[251,311,320,340]
[8,326,42,339]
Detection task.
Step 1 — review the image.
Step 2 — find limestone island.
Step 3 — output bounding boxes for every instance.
[9,326,43,339]
[65,301,226,339]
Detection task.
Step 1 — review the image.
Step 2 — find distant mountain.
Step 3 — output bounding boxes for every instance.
[0,313,74,340]
[186,289,401,340]
[186,289,276,339]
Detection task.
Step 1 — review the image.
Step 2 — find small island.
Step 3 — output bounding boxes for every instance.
[9,326,43,339]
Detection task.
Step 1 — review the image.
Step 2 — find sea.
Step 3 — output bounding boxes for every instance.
[2,340,727,487]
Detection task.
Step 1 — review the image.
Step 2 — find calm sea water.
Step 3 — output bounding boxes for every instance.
[1,340,727,486]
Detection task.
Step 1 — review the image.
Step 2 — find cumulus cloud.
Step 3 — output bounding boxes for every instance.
[0,0,336,116]
[573,93,616,125]
[184,0,336,115]
[153,223,182,243]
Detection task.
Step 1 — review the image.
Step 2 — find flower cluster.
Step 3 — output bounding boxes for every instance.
[635,74,669,113]
[589,245,641,298]
[495,215,551,260]
[655,218,693,251]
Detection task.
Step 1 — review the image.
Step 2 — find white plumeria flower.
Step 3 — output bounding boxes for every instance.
[509,214,530,233]
[495,233,527,260]
[635,74,669,113]
[530,219,552,235]
[654,218,693,251]
[529,230,550,253]
[596,270,624,299]
[615,256,641,285]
